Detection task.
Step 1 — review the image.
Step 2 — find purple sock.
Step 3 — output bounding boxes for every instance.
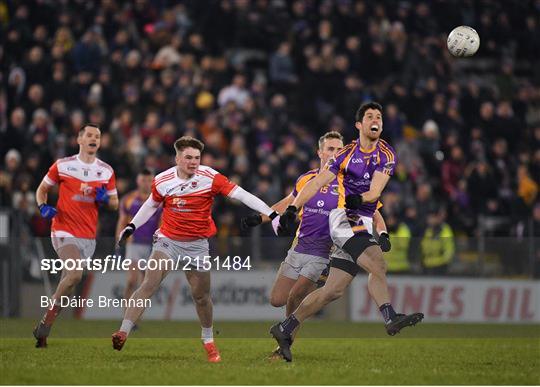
[279,314,300,335]
[379,303,397,324]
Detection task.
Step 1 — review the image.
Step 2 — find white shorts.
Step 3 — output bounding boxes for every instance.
[51,230,96,260]
[125,243,152,263]
[151,231,210,272]
[328,208,374,248]
[280,248,329,283]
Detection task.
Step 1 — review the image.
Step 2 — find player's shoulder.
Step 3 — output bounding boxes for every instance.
[95,158,114,172]
[154,167,177,186]
[297,168,319,181]
[377,139,397,161]
[56,155,78,165]
[335,140,358,158]
[378,139,396,154]
[196,165,220,178]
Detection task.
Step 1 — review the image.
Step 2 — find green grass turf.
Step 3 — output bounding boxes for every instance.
[1,319,539,385]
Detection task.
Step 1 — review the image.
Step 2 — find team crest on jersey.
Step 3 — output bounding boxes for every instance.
[191,181,198,188]
[96,170,103,178]
[82,168,90,176]
[80,183,93,196]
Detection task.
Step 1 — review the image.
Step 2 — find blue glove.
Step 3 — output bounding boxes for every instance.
[39,204,57,219]
[95,185,109,204]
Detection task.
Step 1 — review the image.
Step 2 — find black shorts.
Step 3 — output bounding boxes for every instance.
[329,233,379,276]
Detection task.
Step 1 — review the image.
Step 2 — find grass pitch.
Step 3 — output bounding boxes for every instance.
[1,319,538,385]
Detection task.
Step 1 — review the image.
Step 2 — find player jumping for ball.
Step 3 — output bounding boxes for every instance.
[270,102,424,362]
[113,136,278,362]
[33,124,119,348]
[243,131,391,360]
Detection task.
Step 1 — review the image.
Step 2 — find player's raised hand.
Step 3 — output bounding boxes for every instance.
[95,184,109,204]
[240,214,263,230]
[345,194,363,209]
[118,223,136,247]
[38,204,57,219]
[278,205,298,236]
[378,232,391,252]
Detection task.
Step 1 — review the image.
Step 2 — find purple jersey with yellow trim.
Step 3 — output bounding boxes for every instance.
[120,191,162,244]
[327,139,396,218]
[291,169,339,258]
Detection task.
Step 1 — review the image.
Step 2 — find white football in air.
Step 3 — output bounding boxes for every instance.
[447,25,480,57]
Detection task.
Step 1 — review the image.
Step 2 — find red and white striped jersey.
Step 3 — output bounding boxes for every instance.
[151,165,237,240]
[43,155,117,238]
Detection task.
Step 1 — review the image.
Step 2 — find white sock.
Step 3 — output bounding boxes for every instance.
[120,319,135,335]
[201,326,213,344]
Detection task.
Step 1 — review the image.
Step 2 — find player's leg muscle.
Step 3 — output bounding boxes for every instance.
[286,275,317,315]
[185,270,213,327]
[357,245,390,306]
[52,244,84,298]
[270,265,297,307]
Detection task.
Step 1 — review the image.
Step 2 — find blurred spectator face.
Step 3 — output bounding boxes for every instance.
[70,110,85,131]
[136,172,154,195]
[77,125,101,155]
[28,84,44,104]
[317,138,343,167]
[232,74,246,88]
[345,36,360,51]
[10,108,26,127]
[5,150,21,172]
[427,210,442,227]
[334,54,349,72]
[480,102,494,120]
[497,101,513,118]
[175,147,201,176]
[28,46,43,64]
[422,120,439,139]
[450,146,463,161]
[492,139,508,157]
[145,112,160,128]
[125,50,141,68]
[32,109,49,128]
[533,203,540,221]
[278,42,291,55]
[416,183,431,201]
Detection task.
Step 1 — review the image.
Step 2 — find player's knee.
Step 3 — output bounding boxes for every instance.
[192,292,210,307]
[270,295,286,308]
[322,286,344,302]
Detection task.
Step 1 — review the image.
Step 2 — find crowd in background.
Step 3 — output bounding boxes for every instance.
[1,0,539,275]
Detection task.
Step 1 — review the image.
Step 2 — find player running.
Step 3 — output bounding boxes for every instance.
[243,131,391,360]
[33,124,118,348]
[270,102,423,362]
[115,169,162,307]
[112,136,279,362]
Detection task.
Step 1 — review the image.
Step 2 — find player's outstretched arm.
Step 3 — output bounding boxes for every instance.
[229,187,278,219]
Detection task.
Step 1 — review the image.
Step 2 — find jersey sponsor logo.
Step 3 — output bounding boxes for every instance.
[317,200,325,207]
[80,183,94,196]
[363,172,370,179]
[172,198,187,207]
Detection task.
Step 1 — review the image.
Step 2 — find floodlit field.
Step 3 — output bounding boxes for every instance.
[1,319,538,385]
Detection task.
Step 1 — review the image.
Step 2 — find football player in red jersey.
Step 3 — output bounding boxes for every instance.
[33,124,118,347]
[113,136,278,362]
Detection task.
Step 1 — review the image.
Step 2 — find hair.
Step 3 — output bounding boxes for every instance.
[318,131,344,149]
[174,136,204,153]
[78,123,101,136]
[139,168,153,176]
[355,102,383,122]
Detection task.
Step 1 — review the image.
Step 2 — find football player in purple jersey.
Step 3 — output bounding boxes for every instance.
[270,102,423,362]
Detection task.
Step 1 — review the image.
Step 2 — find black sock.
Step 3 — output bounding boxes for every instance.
[279,314,300,335]
[379,303,397,324]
